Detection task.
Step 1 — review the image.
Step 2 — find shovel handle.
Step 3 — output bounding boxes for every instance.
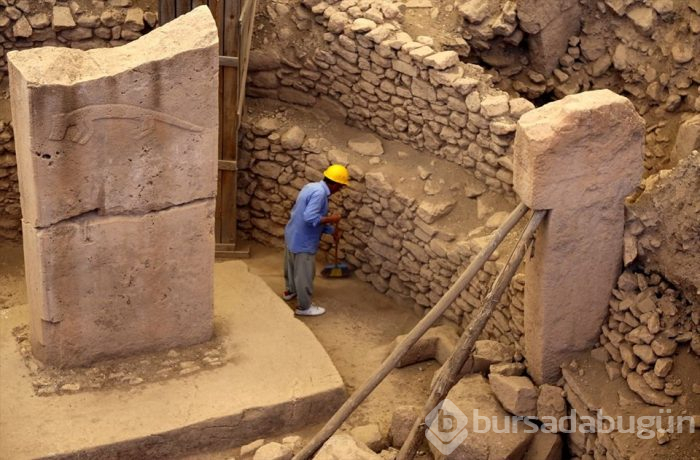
[334,236,339,265]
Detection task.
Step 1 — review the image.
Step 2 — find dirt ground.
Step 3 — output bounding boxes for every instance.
[0,240,439,458]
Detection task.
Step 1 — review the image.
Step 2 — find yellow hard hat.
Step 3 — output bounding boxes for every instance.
[323,164,350,186]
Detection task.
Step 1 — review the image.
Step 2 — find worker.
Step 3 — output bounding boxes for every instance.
[282,164,350,316]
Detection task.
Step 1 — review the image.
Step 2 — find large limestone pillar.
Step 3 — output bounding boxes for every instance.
[8,6,219,367]
[513,90,644,384]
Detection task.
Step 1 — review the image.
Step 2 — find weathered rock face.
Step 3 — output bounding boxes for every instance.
[8,6,218,367]
[0,3,160,242]
[626,151,700,305]
[488,374,538,416]
[518,0,581,74]
[514,89,644,384]
[671,116,700,166]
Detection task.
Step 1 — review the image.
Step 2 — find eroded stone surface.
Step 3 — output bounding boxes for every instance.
[9,7,218,367]
[314,434,381,460]
[9,6,218,228]
[23,201,215,367]
[514,90,644,384]
[627,151,700,305]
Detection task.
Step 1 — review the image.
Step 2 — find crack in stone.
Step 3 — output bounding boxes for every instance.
[31,197,215,230]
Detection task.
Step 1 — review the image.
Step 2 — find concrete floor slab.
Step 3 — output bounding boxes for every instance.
[0,260,346,459]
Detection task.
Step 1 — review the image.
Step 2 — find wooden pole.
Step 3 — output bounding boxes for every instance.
[396,209,547,460]
[292,203,530,460]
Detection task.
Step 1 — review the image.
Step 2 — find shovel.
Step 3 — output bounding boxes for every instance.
[321,230,351,278]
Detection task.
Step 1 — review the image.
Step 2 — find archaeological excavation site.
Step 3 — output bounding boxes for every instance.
[0,0,699,458]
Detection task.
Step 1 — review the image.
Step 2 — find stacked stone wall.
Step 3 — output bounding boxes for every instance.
[0,0,158,66]
[246,0,534,197]
[0,0,159,240]
[238,116,528,350]
[0,121,18,240]
[1,124,19,241]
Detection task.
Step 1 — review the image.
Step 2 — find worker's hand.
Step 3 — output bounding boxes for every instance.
[333,228,343,242]
[322,214,342,225]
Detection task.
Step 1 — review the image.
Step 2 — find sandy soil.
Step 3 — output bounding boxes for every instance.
[184,242,440,459]
[0,240,439,458]
[400,0,464,48]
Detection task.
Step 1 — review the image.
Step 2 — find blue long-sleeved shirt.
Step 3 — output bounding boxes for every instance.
[285,181,334,254]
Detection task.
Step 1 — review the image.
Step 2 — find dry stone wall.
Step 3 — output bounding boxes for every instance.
[238,114,528,351]
[0,0,159,240]
[0,120,18,239]
[246,0,533,197]
[0,0,158,67]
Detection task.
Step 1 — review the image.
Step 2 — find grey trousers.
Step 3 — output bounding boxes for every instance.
[284,248,316,309]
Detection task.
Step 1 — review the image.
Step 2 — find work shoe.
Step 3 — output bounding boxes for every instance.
[295,305,326,316]
[282,290,297,301]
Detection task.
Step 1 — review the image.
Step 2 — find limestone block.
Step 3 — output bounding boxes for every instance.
[514,89,643,209]
[537,384,567,429]
[348,133,384,156]
[389,406,419,448]
[350,424,386,452]
[626,6,655,34]
[423,51,459,70]
[12,15,32,38]
[524,431,562,460]
[416,197,456,224]
[23,200,214,367]
[9,7,218,367]
[671,115,700,165]
[472,339,512,372]
[429,375,534,459]
[254,442,293,460]
[242,439,266,456]
[9,7,219,228]
[389,324,459,367]
[314,433,381,459]
[626,372,674,406]
[351,18,376,33]
[489,374,538,416]
[521,0,581,74]
[514,90,644,384]
[52,5,76,30]
[281,126,306,150]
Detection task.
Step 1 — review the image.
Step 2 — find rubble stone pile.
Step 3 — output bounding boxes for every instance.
[453,0,700,115]
[599,268,699,406]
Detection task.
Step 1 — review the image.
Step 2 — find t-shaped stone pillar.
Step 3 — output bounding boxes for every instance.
[513,90,644,384]
[9,7,219,367]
